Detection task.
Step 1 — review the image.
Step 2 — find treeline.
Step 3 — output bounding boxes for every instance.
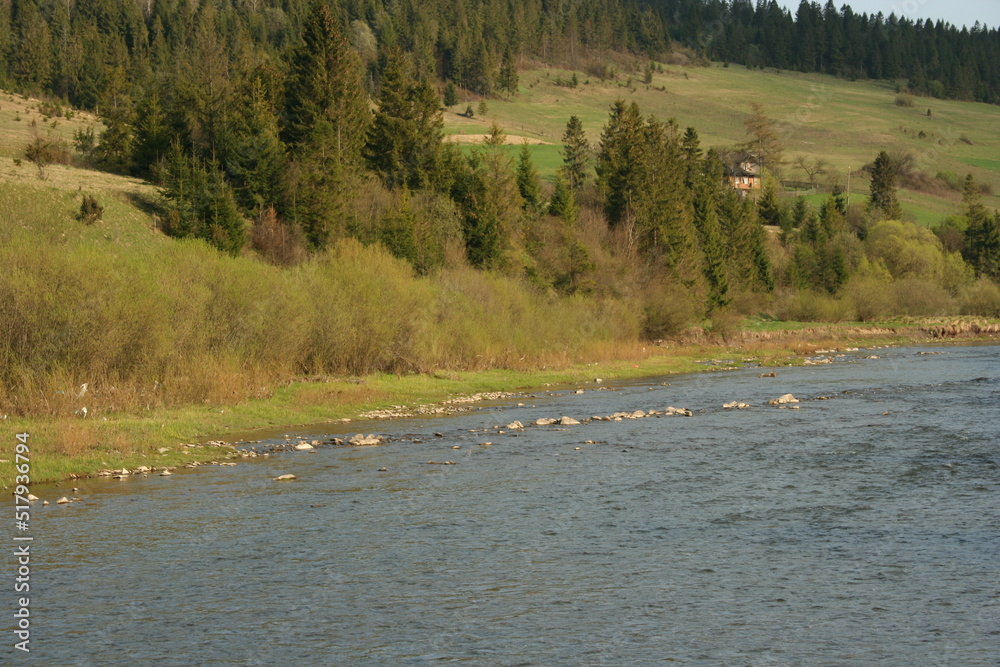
[665,0,1000,103]
[2,0,999,109]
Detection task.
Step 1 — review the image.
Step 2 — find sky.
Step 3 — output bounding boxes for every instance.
[773,0,1000,30]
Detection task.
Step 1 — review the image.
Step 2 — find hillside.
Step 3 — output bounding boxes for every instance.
[445,63,1000,223]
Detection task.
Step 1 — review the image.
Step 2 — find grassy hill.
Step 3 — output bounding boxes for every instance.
[445,63,1000,224]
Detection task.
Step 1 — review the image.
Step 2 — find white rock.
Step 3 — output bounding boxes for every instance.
[557,416,580,425]
[56,497,71,504]
[294,443,314,450]
[157,447,170,454]
[506,421,524,429]
[575,389,585,394]
[535,418,557,426]
[160,470,172,476]
[27,494,39,502]
[768,393,799,405]
[273,474,297,481]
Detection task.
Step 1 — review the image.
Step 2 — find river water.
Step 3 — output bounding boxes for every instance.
[9,344,1000,665]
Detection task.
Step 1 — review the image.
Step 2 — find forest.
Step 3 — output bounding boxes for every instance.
[1,0,999,417]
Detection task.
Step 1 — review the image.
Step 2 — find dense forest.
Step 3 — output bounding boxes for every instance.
[2,0,999,108]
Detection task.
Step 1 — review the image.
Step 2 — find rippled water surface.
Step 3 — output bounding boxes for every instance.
[11,345,1000,665]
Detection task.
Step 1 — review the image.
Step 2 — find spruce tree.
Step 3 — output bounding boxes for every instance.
[596,100,643,227]
[516,143,542,213]
[497,47,519,99]
[963,175,1000,279]
[868,150,902,220]
[282,0,369,247]
[548,173,577,224]
[561,115,591,191]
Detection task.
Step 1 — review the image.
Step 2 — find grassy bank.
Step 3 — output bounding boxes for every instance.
[7,320,997,490]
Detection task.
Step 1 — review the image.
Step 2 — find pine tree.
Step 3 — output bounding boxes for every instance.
[225,75,287,214]
[741,102,784,173]
[757,182,782,226]
[595,100,643,226]
[963,174,1000,279]
[561,115,591,191]
[548,173,577,224]
[443,81,458,107]
[497,47,519,99]
[516,143,542,213]
[868,150,902,220]
[282,0,370,247]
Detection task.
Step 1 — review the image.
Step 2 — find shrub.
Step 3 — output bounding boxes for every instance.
[891,278,955,316]
[895,94,914,107]
[773,289,854,323]
[78,195,103,224]
[958,279,1000,317]
[845,277,895,321]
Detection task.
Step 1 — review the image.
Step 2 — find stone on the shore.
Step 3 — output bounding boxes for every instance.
[768,393,799,405]
[56,497,71,504]
[27,493,39,502]
[42,500,49,506]
[273,474,297,481]
[506,421,524,429]
[557,416,580,425]
[575,389,585,394]
[160,470,172,476]
[294,443,314,450]
[535,418,557,426]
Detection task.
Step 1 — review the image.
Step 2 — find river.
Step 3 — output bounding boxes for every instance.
[9,344,1000,665]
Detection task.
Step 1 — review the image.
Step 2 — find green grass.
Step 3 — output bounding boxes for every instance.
[447,63,1000,223]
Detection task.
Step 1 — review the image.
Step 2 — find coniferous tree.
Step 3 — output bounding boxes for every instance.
[548,173,577,224]
[963,174,1000,279]
[516,143,542,213]
[868,150,902,220]
[497,47,518,99]
[596,100,643,227]
[561,115,591,191]
[282,0,370,247]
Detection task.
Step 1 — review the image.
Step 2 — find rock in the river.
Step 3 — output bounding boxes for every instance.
[160,470,172,476]
[56,497,71,504]
[506,421,524,430]
[27,494,39,502]
[759,371,777,378]
[664,406,693,417]
[535,418,557,426]
[273,474,297,481]
[349,433,382,446]
[294,442,314,450]
[768,393,799,405]
[723,401,751,409]
[557,416,581,425]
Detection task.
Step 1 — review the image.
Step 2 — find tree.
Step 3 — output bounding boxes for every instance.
[225,75,287,214]
[757,182,782,226]
[443,81,458,107]
[868,150,902,220]
[548,173,577,224]
[963,174,1000,279]
[497,47,519,99]
[595,100,643,227]
[282,0,370,247]
[365,50,446,192]
[561,115,590,190]
[161,143,247,256]
[794,155,829,190]
[24,121,68,180]
[516,143,542,213]
[741,102,783,172]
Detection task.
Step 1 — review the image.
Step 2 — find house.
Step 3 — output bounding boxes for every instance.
[724,154,762,195]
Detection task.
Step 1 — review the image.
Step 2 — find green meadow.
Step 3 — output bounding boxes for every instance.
[445,63,1000,224]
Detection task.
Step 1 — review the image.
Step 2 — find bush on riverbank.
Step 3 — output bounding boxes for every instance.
[0,220,644,417]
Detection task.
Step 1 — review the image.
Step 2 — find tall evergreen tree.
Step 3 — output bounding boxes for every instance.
[561,115,591,191]
[595,100,643,227]
[282,0,370,247]
[516,142,542,213]
[868,150,902,220]
[963,174,1000,279]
